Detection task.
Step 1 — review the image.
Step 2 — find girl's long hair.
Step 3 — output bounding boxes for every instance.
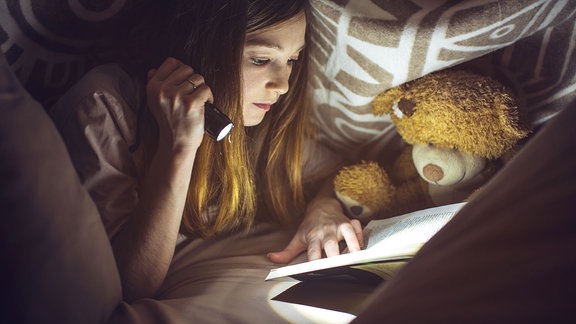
[137,0,312,237]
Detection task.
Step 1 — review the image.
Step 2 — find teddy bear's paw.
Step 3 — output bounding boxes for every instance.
[333,161,396,222]
[335,191,377,222]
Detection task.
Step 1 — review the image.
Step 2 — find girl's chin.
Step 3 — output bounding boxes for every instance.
[243,114,266,127]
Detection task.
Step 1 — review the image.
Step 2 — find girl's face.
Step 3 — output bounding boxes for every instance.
[241,12,306,126]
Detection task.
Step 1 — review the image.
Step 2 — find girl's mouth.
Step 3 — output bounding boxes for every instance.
[254,103,272,111]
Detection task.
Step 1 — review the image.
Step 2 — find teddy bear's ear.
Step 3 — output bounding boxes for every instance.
[499,101,531,140]
[372,86,405,116]
[492,92,532,157]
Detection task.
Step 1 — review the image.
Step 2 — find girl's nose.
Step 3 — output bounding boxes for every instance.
[266,65,290,95]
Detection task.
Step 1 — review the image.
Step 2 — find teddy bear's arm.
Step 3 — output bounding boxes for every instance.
[393,178,433,216]
[390,145,420,183]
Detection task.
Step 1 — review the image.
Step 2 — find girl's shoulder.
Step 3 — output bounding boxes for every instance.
[51,63,144,144]
[59,63,142,114]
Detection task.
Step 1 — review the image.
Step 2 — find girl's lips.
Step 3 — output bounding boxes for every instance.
[254,103,272,111]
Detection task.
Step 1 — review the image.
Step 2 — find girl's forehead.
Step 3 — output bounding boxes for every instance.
[246,19,305,52]
[246,11,306,38]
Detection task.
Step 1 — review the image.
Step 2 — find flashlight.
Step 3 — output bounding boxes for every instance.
[204,102,233,141]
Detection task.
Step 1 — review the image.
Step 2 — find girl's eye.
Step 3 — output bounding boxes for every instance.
[288,57,299,64]
[250,58,270,66]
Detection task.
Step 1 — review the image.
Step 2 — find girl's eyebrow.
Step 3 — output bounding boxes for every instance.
[245,39,305,53]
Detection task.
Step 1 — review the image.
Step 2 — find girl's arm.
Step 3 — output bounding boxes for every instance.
[111,57,211,301]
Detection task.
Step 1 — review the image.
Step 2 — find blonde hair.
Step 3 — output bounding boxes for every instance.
[138,0,312,237]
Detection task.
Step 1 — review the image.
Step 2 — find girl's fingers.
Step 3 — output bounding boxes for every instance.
[340,222,362,253]
[323,237,340,258]
[306,238,323,261]
[151,57,182,82]
[166,64,199,86]
[267,236,307,264]
[351,219,364,248]
[148,58,213,105]
[184,75,206,91]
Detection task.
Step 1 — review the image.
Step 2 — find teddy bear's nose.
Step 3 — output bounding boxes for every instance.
[423,163,444,182]
[350,206,364,217]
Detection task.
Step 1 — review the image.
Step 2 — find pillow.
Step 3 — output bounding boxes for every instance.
[0,51,121,324]
[308,0,576,160]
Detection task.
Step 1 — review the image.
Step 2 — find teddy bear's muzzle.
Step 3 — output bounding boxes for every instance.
[423,164,444,182]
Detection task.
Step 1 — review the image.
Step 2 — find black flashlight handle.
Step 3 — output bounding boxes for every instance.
[204,102,233,141]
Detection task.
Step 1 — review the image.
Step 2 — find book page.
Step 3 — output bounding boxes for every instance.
[266,203,466,281]
[364,202,466,250]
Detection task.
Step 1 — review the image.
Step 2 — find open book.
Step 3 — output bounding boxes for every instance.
[266,202,466,282]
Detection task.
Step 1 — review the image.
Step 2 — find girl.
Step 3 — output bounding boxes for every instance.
[52,0,363,302]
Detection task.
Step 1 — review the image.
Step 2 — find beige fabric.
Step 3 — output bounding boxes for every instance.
[51,64,142,239]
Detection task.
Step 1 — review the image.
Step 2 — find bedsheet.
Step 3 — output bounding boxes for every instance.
[110,222,357,324]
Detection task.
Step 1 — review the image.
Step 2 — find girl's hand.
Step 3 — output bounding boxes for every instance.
[146,57,212,151]
[267,196,364,263]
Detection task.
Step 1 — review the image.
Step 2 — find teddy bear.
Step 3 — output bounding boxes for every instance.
[334,69,531,222]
